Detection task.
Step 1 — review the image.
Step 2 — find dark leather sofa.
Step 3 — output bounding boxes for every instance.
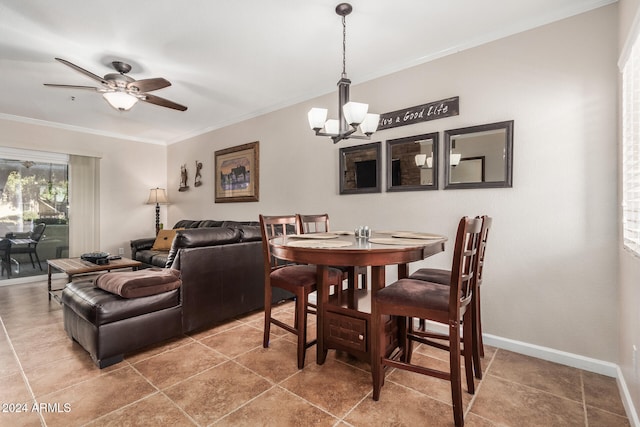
[130,220,258,269]
[131,220,290,332]
[62,219,290,368]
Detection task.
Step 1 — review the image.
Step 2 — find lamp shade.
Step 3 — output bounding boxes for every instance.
[415,154,427,167]
[147,188,169,204]
[103,92,138,111]
[450,153,462,166]
[343,102,368,125]
[324,119,340,135]
[308,108,328,130]
[359,113,380,135]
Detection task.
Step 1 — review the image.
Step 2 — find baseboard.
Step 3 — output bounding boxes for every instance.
[482,333,618,377]
[483,333,639,426]
[0,272,66,287]
[617,366,640,427]
[425,323,639,425]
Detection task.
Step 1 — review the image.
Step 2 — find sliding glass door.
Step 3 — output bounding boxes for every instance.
[0,154,69,280]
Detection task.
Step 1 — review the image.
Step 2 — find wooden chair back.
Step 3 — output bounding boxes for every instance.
[449,217,483,316]
[475,215,492,287]
[259,214,301,271]
[297,214,330,234]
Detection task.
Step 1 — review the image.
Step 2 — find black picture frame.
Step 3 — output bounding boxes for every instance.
[339,142,382,194]
[444,120,513,189]
[386,132,439,192]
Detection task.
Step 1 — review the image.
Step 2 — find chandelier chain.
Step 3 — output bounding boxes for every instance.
[342,15,347,76]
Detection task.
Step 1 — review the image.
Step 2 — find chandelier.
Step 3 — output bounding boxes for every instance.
[307,3,380,144]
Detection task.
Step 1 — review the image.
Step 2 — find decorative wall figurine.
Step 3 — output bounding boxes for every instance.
[179,164,189,192]
[194,161,203,187]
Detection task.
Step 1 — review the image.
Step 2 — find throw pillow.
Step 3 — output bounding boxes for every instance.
[95,268,181,298]
[151,228,182,251]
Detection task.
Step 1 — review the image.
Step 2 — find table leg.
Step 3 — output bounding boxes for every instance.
[316,264,329,365]
[370,265,386,293]
[47,264,52,300]
[370,265,386,369]
[397,263,409,280]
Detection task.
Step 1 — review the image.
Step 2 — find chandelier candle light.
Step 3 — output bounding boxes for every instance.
[415,152,461,168]
[308,3,380,144]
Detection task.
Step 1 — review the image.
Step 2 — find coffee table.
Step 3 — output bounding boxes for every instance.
[47,257,143,302]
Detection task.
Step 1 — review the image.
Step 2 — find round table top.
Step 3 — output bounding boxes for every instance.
[270,232,446,267]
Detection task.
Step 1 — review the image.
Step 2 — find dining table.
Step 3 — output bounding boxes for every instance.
[269,230,447,365]
[0,237,37,278]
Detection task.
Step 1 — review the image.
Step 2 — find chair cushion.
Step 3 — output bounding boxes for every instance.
[96,268,181,298]
[271,264,343,290]
[375,279,451,313]
[409,268,451,285]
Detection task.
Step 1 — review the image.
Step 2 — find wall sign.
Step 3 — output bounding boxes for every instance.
[378,96,459,131]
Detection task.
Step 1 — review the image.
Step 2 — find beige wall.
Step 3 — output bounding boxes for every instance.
[619,0,640,415]
[0,118,167,256]
[168,6,619,362]
[0,1,623,381]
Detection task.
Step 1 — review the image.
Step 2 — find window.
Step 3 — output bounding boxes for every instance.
[0,148,70,279]
[622,30,640,256]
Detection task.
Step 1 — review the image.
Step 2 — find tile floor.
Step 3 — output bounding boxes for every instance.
[0,279,631,426]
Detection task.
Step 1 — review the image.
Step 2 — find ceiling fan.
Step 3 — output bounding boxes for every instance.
[44,57,187,112]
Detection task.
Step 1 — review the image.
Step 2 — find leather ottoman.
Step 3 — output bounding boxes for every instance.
[62,279,182,368]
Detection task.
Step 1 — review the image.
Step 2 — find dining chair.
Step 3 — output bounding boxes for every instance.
[296,213,368,291]
[371,216,482,427]
[259,214,343,369]
[0,239,12,278]
[409,215,492,379]
[8,222,46,271]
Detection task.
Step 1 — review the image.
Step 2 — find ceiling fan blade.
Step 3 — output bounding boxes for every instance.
[127,78,171,93]
[142,93,188,111]
[43,84,100,91]
[54,57,109,85]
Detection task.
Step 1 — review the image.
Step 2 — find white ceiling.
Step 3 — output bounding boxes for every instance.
[0,0,615,145]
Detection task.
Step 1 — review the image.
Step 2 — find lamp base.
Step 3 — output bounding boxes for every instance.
[155,204,160,235]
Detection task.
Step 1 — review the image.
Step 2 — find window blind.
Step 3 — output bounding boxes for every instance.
[622,35,640,256]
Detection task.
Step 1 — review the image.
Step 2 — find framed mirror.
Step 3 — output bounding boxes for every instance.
[444,120,513,189]
[339,142,381,194]
[386,132,439,192]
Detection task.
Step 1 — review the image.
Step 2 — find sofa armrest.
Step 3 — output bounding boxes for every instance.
[130,237,155,260]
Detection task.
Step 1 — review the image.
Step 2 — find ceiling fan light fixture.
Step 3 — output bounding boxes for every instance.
[102,91,138,111]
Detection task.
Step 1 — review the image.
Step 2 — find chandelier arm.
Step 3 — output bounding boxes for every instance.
[333,133,371,144]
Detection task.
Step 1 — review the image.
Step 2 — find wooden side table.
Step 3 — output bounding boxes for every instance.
[47,257,143,302]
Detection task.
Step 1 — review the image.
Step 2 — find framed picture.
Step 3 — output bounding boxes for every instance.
[214,141,259,203]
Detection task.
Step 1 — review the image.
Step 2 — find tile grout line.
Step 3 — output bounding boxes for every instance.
[581,371,589,426]
[119,362,203,427]
[463,347,498,420]
[0,313,47,426]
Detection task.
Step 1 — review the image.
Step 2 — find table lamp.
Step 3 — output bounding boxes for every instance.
[146,188,169,235]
